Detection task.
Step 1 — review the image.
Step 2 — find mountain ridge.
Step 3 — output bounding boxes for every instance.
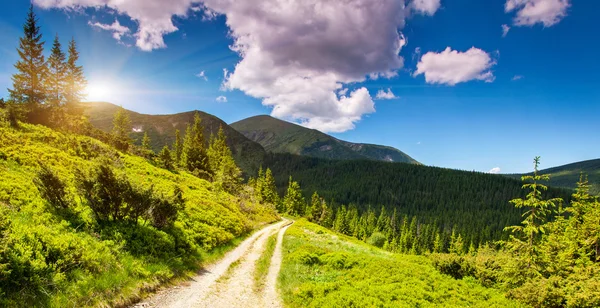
[231,115,419,164]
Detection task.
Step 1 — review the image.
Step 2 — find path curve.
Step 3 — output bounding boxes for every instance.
[133,219,291,308]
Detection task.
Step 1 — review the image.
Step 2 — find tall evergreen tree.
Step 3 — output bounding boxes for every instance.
[261,168,280,207]
[505,157,562,277]
[64,38,86,117]
[45,34,66,125]
[112,106,131,151]
[207,126,241,193]
[142,132,151,150]
[9,5,47,122]
[182,112,211,178]
[283,176,305,216]
[308,192,322,222]
[158,146,173,170]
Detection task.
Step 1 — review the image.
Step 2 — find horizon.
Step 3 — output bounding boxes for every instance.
[1,0,599,173]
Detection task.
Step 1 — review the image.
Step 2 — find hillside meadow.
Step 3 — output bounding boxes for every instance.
[279,219,524,308]
[0,120,278,307]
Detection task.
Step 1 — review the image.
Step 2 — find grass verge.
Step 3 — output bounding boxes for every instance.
[253,232,278,291]
[279,219,527,308]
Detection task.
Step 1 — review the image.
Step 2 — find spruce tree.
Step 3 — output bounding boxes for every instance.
[142,132,151,150]
[158,146,173,170]
[262,168,280,206]
[309,192,322,222]
[112,106,131,151]
[182,112,211,178]
[45,34,66,125]
[207,126,241,193]
[9,5,47,122]
[64,38,86,117]
[505,157,562,275]
[283,176,305,216]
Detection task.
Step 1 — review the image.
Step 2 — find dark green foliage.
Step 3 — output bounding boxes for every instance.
[8,5,47,123]
[158,145,173,170]
[509,158,600,195]
[208,126,242,193]
[182,112,211,179]
[283,176,305,216]
[173,129,183,165]
[34,164,71,209]
[151,187,184,228]
[265,153,571,246]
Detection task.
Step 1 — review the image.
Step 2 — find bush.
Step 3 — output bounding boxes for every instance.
[34,164,71,209]
[430,253,476,279]
[366,232,386,248]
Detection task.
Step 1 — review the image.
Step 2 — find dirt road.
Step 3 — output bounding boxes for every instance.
[133,219,292,308]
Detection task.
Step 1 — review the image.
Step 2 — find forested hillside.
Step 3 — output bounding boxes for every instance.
[509,158,600,195]
[84,102,266,175]
[262,153,571,247]
[231,115,418,164]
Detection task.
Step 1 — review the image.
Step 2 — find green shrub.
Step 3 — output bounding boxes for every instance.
[366,232,386,248]
[34,164,71,209]
[430,253,476,279]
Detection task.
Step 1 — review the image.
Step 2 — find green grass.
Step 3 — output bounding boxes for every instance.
[279,219,526,308]
[253,232,278,291]
[0,122,278,307]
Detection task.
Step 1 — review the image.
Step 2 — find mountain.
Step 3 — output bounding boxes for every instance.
[83,102,266,174]
[509,158,600,195]
[230,115,418,164]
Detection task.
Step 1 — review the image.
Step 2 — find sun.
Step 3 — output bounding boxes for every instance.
[85,83,113,102]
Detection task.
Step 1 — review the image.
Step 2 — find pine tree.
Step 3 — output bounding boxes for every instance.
[9,5,47,122]
[505,157,562,275]
[261,168,282,207]
[309,192,322,222]
[45,34,66,125]
[182,112,211,178]
[207,126,241,193]
[449,229,464,255]
[158,146,173,170]
[173,129,183,166]
[112,106,131,151]
[283,176,305,216]
[142,132,151,150]
[318,199,333,227]
[64,38,86,117]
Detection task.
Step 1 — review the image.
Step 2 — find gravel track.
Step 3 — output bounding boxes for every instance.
[133,219,291,308]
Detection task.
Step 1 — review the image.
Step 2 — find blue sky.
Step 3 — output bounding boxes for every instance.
[0,0,598,174]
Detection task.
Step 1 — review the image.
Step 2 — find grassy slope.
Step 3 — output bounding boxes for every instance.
[508,158,600,195]
[231,115,418,164]
[0,122,278,307]
[279,219,525,308]
[83,102,266,175]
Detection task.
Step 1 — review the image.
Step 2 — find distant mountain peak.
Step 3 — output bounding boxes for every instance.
[230,115,418,164]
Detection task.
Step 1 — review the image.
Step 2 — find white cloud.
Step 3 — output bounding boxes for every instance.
[216,95,227,103]
[512,75,524,81]
[414,47,496,86]
[196,70,208,81]
[34,0,436,132]
[88,19,130,42]
[376,88,398,100]
[212,0,409,132]
[505,0,570,27]
[488,167,502,174]
[502,24,511,37]
[34,0,201,51]
[410,0,441,16]
[338,88,349,96]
